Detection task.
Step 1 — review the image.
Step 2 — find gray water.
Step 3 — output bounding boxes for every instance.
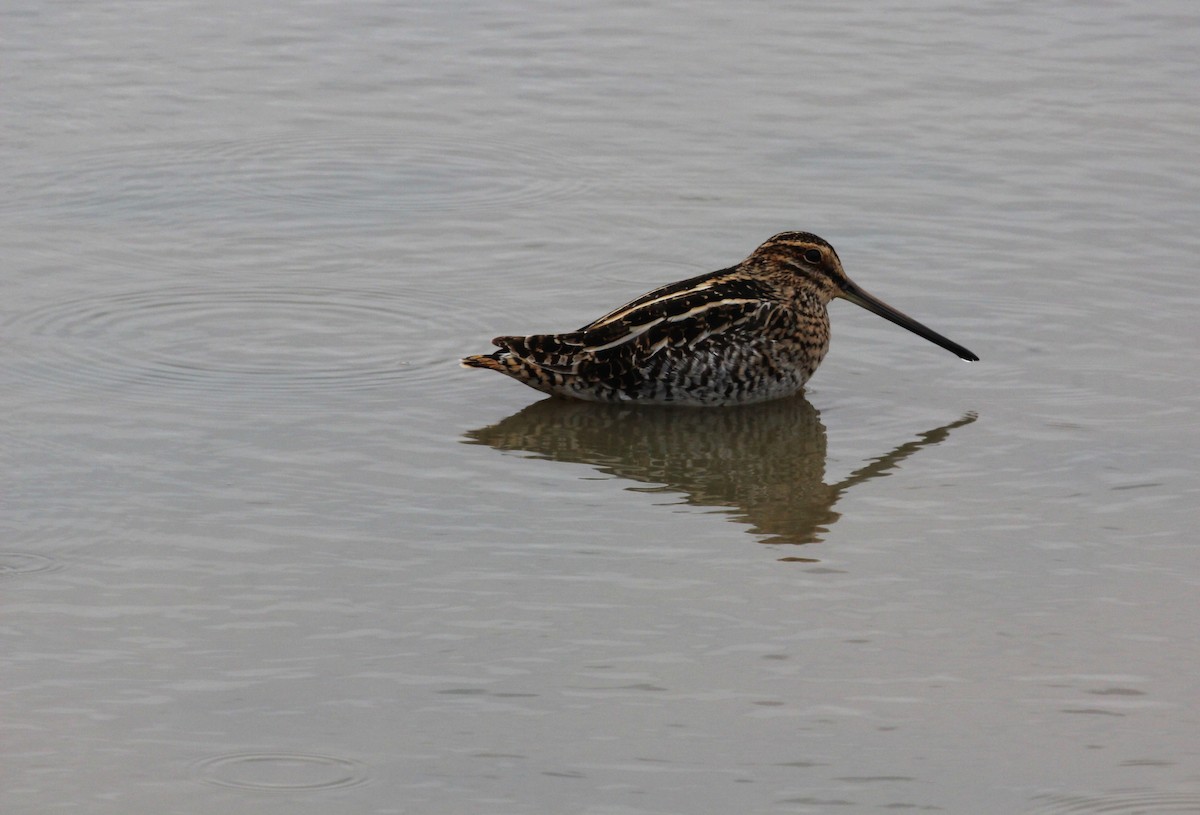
[4,1,1199,813]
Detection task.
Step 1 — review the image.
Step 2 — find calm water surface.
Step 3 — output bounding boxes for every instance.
[4,1,1199,813]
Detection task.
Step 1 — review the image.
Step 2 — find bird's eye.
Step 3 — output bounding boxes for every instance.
[803,248,823,264]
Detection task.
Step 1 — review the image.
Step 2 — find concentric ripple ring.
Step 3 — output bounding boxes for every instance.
[2,286,487,400]
[193,752,368,791]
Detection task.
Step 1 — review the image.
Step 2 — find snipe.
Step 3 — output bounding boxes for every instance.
[462,232,978,406]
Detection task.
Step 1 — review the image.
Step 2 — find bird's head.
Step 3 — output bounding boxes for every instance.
[751,232,979,362]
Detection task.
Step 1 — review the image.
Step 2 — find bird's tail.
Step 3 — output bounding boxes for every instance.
[460,352,507,372]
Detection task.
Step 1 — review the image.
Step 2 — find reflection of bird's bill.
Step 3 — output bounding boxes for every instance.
[832,412,978,494]
[839,280,979,362]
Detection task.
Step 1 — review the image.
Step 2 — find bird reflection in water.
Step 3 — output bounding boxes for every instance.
[464,396,976,552]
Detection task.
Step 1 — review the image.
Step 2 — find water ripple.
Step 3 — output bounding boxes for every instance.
[193,752,368,792]
[6,134,593,225]
[1029,792,1200,814]
[3,286,485,400]
[0,552,63,577]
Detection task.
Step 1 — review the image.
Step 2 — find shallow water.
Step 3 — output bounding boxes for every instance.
[4,1,1199,813]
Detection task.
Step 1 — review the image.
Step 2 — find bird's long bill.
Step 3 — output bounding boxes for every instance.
[839,281,979,362]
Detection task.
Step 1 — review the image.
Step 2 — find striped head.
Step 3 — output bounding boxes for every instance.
[746,232,847,303]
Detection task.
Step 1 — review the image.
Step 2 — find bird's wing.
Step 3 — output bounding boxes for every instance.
[493,274,783,377]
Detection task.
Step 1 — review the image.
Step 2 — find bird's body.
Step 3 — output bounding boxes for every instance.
[462,232,977,406]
